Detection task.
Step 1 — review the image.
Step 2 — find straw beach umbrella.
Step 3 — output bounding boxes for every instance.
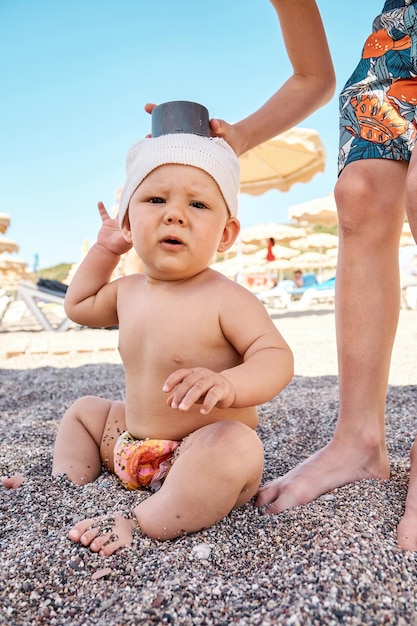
[290,232,339,254]
[239,128,326,195]
[235,126,326,280]
[293,251,329,271]
[0,237,19,254]
[240,223,306,246]
[0,214,10,235]
[288,193,338,228]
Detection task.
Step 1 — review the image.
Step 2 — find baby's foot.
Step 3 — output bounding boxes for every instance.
[2,475,25,489]
[256,439,390,514]
[68,512,138,556]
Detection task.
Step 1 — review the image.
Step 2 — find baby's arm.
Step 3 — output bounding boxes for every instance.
[64,202,131,328]
[164,288,294,414]
[210,0,335,156]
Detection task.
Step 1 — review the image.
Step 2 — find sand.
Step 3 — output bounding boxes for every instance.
[1,305,417,625]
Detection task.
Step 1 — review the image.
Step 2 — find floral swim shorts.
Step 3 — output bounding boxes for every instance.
[113,431,181,492]
[339,0,417,174]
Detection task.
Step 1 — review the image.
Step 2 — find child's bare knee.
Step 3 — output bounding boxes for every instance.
[211,421,264,477]
[335,170,375,232]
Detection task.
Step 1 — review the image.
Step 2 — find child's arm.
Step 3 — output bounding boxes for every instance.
[209,0,335,156]
[64,202,132,328]
[163,288,294,414]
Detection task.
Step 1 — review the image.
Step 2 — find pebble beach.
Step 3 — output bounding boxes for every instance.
[1,305,417,625]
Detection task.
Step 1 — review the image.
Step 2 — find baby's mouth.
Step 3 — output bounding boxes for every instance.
[160,236,185,250]
[164,237,182,245]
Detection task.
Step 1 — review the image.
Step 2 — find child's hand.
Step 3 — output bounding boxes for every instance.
[96,202,132,256]
[144,103,156,137]
[163,367,236,415]
[209,118,242,156]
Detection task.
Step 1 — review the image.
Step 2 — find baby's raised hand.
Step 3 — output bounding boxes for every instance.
[163,367,236,415]
[96,201,132,256]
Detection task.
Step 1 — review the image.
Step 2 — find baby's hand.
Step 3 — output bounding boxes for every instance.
[163,367,236,414]
[96,202,132,256]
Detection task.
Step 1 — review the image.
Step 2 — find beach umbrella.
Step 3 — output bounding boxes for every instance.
[0,213,10,235]
[212,241,258,261]
[240,223,306,246]
[211,251,268,276]
[264,257,295,281]
[291,251,330,272]
[253,246,300,265]
[290,232,339,253]
[236,223,305,278]
[270,244,301,259]
[326,247,339,259]
[0,237,19,254]
[236,126,325,279]
[288,193,338,227]
[239,127,326,195]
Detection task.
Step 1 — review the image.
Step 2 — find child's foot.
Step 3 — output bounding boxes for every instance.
[2,475,25,489]
[68,512,138,556]
[397,513,417,551]
[256,439,390,513]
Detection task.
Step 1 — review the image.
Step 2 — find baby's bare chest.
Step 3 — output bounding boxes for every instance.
[118,299,234,371]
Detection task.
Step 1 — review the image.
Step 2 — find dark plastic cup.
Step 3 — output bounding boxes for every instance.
[151,101,210,138]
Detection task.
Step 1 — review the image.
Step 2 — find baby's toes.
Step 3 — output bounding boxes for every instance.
[90,532,115,553]
[68,518,98,544]
[98,534,124,556]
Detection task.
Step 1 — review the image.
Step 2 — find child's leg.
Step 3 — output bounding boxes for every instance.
[397,437,417,550]
[257,158,406,514]
[137,420,264,537]
[52,396,126,484]
[68,420,264,555]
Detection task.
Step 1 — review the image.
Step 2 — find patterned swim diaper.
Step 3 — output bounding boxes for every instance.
[114,431,181,492]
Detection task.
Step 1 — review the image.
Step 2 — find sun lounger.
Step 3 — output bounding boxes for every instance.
[299,276,336,306]
[16,280,71,332]
[285,273,319,299]
[257,285,292,310]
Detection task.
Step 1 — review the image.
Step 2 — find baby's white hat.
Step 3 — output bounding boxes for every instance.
[118,132,240,226]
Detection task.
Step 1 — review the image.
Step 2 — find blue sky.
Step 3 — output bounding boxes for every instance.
[1,0,382,270]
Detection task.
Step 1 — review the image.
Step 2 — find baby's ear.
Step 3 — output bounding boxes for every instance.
[121,213,133,243]
[217,217,240,253]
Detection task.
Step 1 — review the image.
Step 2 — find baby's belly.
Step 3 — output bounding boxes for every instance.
[125,399,259,441]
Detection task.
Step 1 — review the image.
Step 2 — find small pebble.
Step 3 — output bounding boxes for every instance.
[192,543,211,560]
[91,567,112,580]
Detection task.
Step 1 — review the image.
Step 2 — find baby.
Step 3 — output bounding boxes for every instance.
[52,103,294,556]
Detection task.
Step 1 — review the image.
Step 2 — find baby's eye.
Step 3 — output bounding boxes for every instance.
[190,201,208,209]
[148,197,165,204]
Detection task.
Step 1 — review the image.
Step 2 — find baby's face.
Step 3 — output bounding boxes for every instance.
[124,163,238,281]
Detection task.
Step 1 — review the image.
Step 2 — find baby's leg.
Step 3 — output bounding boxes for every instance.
[69,420,264,555]
[136,420,263,538]
[397,437,417,550]
[52,396,125,484]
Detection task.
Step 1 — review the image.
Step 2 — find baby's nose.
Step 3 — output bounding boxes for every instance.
[167,216,184,224]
